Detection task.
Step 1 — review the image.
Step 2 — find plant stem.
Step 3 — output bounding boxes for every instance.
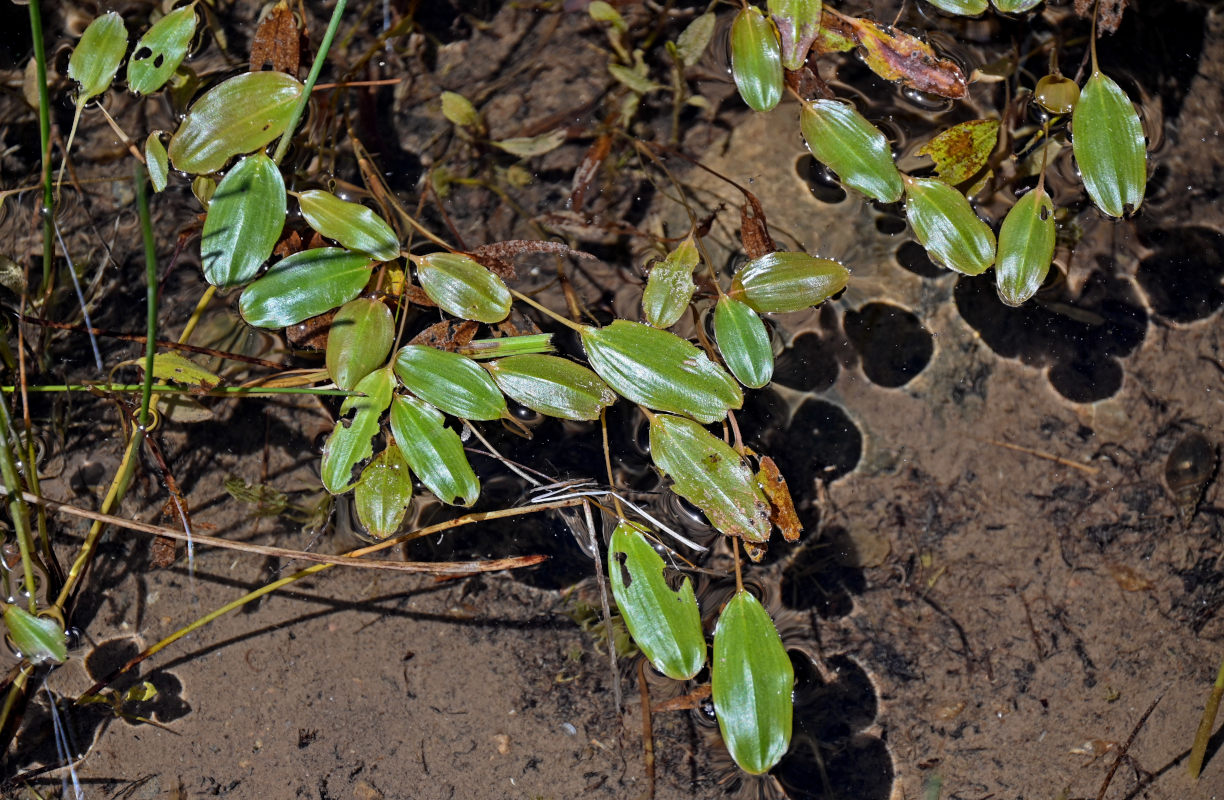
[272,0,349,166]
[27,0,54,295]
[135,163,157,428]
[509,289,585,332]
[0,400,37,614]
[0,384,356,396]
[1189,655,1224,779]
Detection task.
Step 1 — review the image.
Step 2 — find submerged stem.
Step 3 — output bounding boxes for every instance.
[271,0,349,166]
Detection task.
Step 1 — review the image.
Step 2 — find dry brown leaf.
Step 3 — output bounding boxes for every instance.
[756,456,800,542]
[833,14,966,99]
[249,0,302,76]
[1106,562,1154,592]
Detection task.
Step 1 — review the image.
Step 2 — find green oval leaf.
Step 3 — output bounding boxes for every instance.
[917,118,999,186]
[1072,70,1147,218]
[995,187,1055,306]
[712,590,794,775]
[730,251,849,313]
[298,190,400,261]
[676,12,716,67]
[1034,74,1079,115]
[731,7,783,113]
[353,443,413,540]
[127,5,197,95]
[902,176,996,276]
[800,100,903,203]
[68,12,128,103]
[145,132,169,193]
[239,248,373,328]
[440,91,482,130]
[168,71,303,174]
[416,252,511,324]
[768,0,822,71]
[649,414,770,543]
[609,520,705,680]
[485,354,616,421]
[3,604,67,665]
[393,345,507,421]
[926,0,988,14]
[713,296,773,389]
[389,395,480,506]
[320,367,395,494]
[642,235,698,329]
[326,298,394,390]
[580,321,742,425]
[991,0,1043,12]
[200,153,285,287]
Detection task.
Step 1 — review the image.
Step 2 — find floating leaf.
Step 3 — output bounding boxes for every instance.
[492,130,567,158]
[145,132,169,193]
[1034,74,1079,115]
[1072,70,1146,218]
[393,345,507,421]
[712,591,794,774]
[902,176,996,276]
[2,604,66,665]
[320,367,394,494]
[995,187,1055,306]
[326,298,394,390]
[608,520,705,680]
[642,235,699,329]
[353,444,413,540]
[200,153,285,287]
[416,252,511,324]
[298,190,400,261]
[730,251,849,313]
[127,5,197,95]
[992,0,1044,12]
[68,12,127,103]
[917,119,999,186]
[649,414,770,545]
[714,296,773,389]
[389,395,480,506]
[168,71,303,174]
[440,91,482,130]
[730,6,783,113]
[239,248,373,328]
[800,100,903,203]
[675,12,716,67]
[768,0,822,71]
[833,14,966,98]
[485,355,616,421]
[581,321,742,424]
[925,0,989,13]
[148,352,219,389]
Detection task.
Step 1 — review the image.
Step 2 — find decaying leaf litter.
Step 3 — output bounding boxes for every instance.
[2,0,1224,797]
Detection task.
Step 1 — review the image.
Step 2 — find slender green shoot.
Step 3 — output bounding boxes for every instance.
[135,163,157,428]
[27,0,54,294]
[0,400,37,613]
[272,0,349,166]
[1,384,357,397]
[1189,655,1224,779]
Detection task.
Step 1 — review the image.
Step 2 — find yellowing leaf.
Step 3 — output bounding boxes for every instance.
[354,444,413,540]
[918,119,999,186]
[1072,70,1147,218]
[731,6,783,113]
[3,604,66,665]
[440,91,482,130]
[148,352,219,389]
[642,235,698,329]
[834,14,966,98]
[492,130,567,158]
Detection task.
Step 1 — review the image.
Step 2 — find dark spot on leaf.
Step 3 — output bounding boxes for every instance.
[153,54,165,68]
[615,551,632,588]
[133,46,153,61]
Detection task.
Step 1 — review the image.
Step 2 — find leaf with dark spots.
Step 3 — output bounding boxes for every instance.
[918,119,999,186]
[467,240,599,280]
[829,12,966,99]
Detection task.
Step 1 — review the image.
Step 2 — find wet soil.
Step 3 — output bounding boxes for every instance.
[1,1,1223,799]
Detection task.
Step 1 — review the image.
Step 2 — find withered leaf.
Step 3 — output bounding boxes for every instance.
[831,13,966,99]
[407,319,479,351]
[286,310,335,350]
[273,229,304,259]
[467,239,599,280]
[755,456,800,542]
[569,133,612,211]
[403,282,435,308]
[918,119,999,186]
[249,0,302,76]
[1106,562,1154,592]
[740,197,776,260]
